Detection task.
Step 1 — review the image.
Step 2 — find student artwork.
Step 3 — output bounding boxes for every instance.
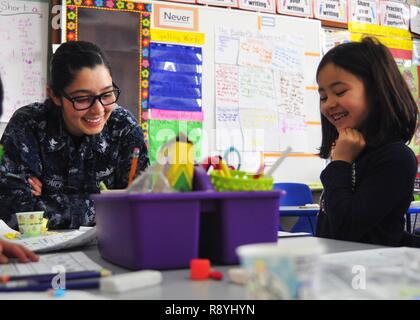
[65,0,152,139]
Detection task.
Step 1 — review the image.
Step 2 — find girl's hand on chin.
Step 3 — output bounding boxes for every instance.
[332,128,366,164]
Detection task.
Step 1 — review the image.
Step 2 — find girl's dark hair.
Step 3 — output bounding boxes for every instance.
[49,41,112,96]
[0,76,3,117]
[316,37,418,159]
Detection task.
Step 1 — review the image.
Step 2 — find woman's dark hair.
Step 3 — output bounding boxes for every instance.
[49,41,112,96]
[316,37,418,159]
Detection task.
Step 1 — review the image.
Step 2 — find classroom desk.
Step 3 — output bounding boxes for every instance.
[279,206,319,217]
[80,237,380,300]
[406,205,420,233]
[279,206,319,234]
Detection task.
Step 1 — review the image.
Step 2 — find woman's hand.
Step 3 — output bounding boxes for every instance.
[0,240,39,264]
[28,176,42,196]
[332,128,366,164]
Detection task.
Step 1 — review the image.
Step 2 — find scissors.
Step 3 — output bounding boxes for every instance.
[223,147,241,171]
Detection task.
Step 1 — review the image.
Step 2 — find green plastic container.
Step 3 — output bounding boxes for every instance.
[210,170,273,192]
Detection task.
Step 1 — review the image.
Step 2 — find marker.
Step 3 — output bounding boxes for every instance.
[0,280,100,292]
[128,147,140,187]
[265,146,292,177]
[3,269,111,283]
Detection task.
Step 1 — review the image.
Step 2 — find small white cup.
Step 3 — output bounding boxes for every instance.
[15,211,44,238]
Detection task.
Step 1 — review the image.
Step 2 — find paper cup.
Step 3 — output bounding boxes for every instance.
[16,211,44,238]
[236,238,325,300]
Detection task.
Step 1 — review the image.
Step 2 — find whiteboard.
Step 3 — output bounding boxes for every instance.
[151,2,325,184]
[0,0,48,122]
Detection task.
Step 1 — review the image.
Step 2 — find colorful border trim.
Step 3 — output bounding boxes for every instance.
[65,0,151,127]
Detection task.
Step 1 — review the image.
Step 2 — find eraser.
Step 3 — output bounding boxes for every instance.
[100,270,162,293]
[228,268,247,285]
[190,259,211,280]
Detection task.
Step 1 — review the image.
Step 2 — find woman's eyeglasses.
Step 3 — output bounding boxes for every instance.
[61,84,121,111]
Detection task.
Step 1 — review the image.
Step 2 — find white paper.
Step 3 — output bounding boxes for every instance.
[6,227,97,253]
[0,251,103,276]
[0,220,19,237]
[215,26,241,64]
[410,5,420,35]
[278,231,312,238]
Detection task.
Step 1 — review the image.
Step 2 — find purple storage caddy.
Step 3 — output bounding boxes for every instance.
[92,192,201,270]
[92,190,280,270]
[199,191,280,264]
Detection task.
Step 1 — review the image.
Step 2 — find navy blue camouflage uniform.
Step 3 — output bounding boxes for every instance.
[0,100,149,229]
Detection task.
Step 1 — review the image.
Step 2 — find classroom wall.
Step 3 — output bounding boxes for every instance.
[148,1,326,184]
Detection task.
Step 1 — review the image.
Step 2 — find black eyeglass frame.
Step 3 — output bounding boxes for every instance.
[61,83,121,111]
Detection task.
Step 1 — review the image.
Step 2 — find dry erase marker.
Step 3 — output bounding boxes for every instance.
[128,147,140,186]
[5,269,111,283]
[0,279,100,292]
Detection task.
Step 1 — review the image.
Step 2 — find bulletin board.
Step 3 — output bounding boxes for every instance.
[0,0,49,123]
[63,0,326,184]
[64,0,152,127]
[149,1,325,184]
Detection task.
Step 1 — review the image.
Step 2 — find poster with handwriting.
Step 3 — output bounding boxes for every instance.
[278,113,308,152]
[239,107,280,151]
[274,71,305,116]
[238,66,276,110]
[214,26,309,152]
[0,0,48,122]
[271,34,304,73]
[237,37,273,68]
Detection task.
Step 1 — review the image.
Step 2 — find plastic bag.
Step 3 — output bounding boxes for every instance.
[127,163,172,193]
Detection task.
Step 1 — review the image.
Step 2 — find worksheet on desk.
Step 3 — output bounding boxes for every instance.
[0,252,103,276]
[6,227,97,253]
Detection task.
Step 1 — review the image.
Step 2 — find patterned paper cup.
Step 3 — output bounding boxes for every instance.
[16,211,44,238]
[237,238,325,300]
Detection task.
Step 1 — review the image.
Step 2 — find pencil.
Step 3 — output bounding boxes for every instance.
[128,147,140,187]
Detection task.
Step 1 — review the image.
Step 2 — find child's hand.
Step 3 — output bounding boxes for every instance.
[0,240,39,264]
[28,176,42,196]
[332,128,366,164]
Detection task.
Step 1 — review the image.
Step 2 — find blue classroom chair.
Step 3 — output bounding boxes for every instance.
[274,182,318,234]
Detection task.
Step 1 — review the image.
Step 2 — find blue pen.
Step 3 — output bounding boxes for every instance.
[0,279,100,292]
[5,269,111,283]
